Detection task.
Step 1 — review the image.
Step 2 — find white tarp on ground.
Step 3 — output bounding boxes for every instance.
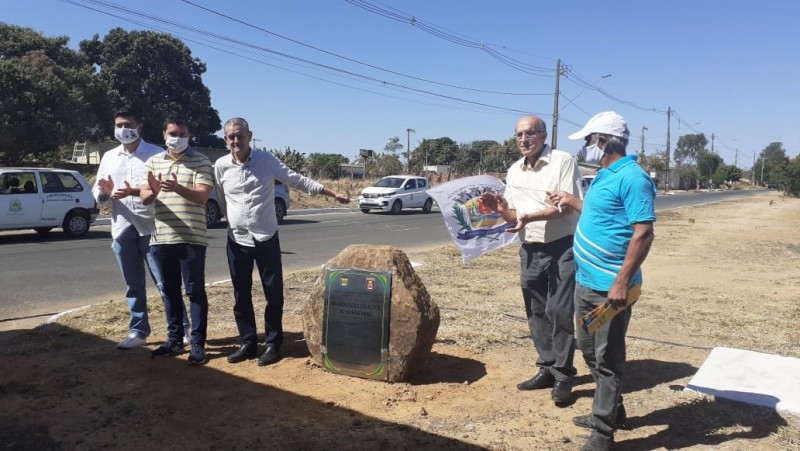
[685,347,800,415]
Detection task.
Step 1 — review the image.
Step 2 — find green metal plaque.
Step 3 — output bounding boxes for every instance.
[322,268,392,380]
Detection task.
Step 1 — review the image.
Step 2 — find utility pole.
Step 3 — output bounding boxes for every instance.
[641,126,648,155]
[734,148,738,168]
[711,133,716,153]
[753,152,756,184]
[406,128,415,173]
[665,107,671,193]
[551,58,562,149]
[760,158,765,186]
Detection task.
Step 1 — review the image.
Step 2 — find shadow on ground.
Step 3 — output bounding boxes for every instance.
[617,396,787,450]
[0,324,482,450]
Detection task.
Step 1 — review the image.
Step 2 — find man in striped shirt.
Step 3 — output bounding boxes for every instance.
[551,111,656,451]
[140,115,215,366]
[215,117,350,366]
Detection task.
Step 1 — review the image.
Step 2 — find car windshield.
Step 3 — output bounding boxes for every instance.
[373,177,404,188]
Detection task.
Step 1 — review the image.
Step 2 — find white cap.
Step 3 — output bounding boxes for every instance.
[568,111,629,140]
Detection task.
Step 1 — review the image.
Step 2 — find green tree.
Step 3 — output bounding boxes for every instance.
[374,153,402,177]
[383,136,403,154]
[81,29,221,146]
[0,23,108,163]
[482,138,519,173]
[452,143,476,176]
[412,137,458,171]
[639,150,667,173]
[712,164,742,186]
[270,146,307,171]
[696,150,723,188]
[306,153,348,179]
[673,133,708,166]
[771,155,800,196]
[754,142,789,186]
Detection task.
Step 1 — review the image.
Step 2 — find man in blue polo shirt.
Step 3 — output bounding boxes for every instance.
[549,111,656,451]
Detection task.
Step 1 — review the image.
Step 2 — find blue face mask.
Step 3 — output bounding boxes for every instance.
[582,143,603,166]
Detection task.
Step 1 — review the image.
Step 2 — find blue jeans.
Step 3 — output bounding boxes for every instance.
[226,234,284,348]
[111,225,158,338]
[575,282,631,438]
[150,243,207,346]
[519,235,577,381]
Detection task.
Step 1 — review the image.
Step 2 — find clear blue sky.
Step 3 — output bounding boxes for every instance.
[5,0,800,168]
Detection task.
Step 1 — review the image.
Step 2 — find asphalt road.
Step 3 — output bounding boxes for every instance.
[0,189,769,322]
[0,207,451,322]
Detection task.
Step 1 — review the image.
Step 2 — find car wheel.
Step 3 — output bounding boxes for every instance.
[34,227,53,235]
[422,198,433,214]
[275,198,286,224]
[390,200,402,214]
[62,210,90,237]
[360,208,371,214]
[205,200,222,227]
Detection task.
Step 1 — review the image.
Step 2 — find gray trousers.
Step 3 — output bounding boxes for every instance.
[519,235,576,381]
[575,282,631,438]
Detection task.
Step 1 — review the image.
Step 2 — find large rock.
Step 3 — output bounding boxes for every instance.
[301,244,440,382]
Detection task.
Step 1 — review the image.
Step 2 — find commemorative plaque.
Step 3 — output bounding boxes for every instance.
[321,268,392,380]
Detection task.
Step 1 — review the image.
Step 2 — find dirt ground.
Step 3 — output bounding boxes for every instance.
[1,191,799,450]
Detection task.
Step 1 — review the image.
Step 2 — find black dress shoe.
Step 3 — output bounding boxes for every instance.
[551,380,573,404]
[227,343,258,363]
[258,343,281,366]
[573,405,627,429]
[516,370,555,391]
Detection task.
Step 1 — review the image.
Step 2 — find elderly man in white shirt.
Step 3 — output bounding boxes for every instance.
[93,108,189,350]
[481,115,583,405]
[215,117,350,366]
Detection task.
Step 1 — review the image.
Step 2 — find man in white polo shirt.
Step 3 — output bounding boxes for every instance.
[481,115,583,405]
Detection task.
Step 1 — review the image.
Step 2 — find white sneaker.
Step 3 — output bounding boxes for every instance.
[116,333,147,350]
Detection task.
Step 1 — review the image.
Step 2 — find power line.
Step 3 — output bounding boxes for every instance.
[563,67,668,114]
[345,0,555,77]
[181,0,551,96]
[64,0,547,116]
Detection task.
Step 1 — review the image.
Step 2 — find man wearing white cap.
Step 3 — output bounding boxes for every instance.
[481,115,582,405]
[552,111,656,451]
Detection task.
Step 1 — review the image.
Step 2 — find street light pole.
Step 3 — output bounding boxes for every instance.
[406,128,415,173]
[641,126,648,155]
[552,59,562,149]
[665,107,671,194]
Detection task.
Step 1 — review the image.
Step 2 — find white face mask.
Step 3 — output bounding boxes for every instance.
[165,136,190,153]
[582,143,604,166]
[114,127,140,144]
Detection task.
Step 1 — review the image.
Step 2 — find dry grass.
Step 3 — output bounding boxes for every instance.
[16,191,800,450]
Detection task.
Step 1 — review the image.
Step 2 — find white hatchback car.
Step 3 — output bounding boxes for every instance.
[358,175,434,214]
[0,168,99,237]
